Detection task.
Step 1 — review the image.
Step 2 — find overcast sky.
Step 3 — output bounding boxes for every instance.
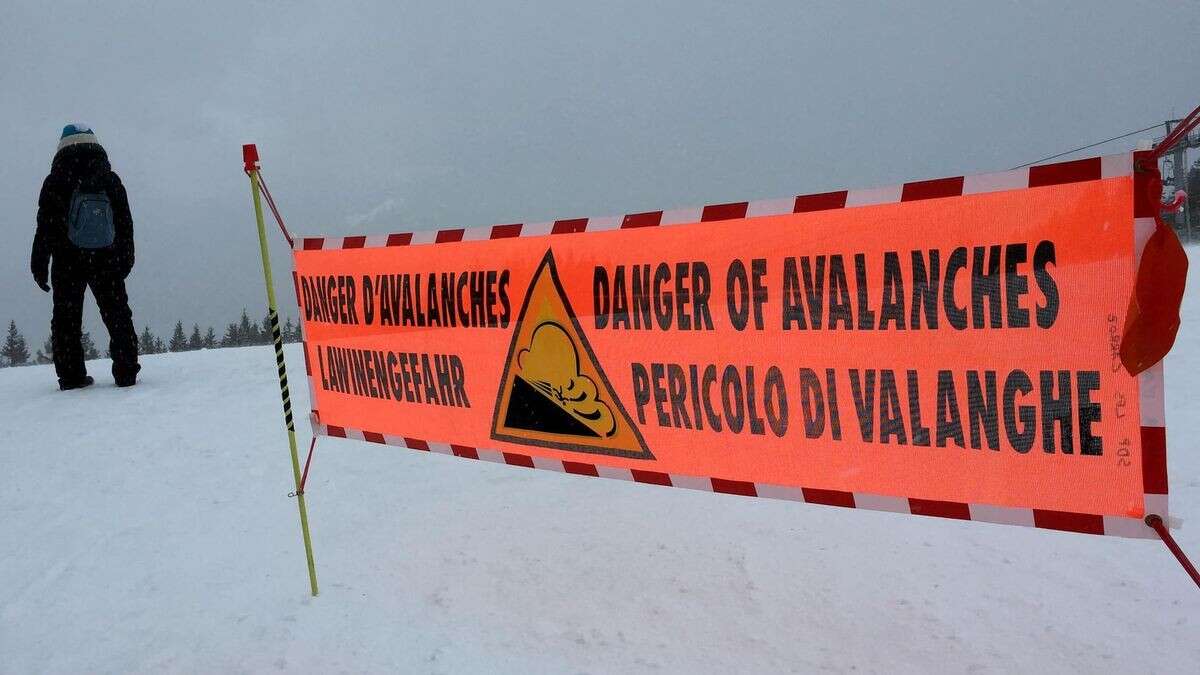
[1,0,1197,350]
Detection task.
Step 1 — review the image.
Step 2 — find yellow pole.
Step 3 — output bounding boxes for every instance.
[245,147,319,596]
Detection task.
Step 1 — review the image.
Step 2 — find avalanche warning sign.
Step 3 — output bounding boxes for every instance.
[491,251,652,459]
[291,151,1178,538]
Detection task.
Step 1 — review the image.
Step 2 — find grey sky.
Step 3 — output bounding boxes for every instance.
[1,1,1197,349]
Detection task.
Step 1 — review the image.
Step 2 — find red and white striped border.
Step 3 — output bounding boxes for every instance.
[311,421,1158,539]
[291,151,1169,539]
[292,153,1134,252]
[1132,149,1169,532]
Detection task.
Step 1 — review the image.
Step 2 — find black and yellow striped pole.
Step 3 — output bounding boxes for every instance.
[243,144,319,596]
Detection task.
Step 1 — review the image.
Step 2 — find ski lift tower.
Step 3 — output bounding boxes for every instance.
[1157,119,1200,242]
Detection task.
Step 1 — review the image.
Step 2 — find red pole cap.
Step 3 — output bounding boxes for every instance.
[242,143,260,172]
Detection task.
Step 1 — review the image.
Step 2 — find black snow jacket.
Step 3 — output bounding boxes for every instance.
[31,143,134,283]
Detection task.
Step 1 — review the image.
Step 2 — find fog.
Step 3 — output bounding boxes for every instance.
[1,0,1196,350]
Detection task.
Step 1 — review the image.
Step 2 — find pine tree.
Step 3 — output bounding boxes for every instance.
[188,324,203,351]
[203,326,217,349]
[169,320,188,352]
[154,336,166,354]
[2,320,31,367]
[221,322,240,348]
[261,311,274,345]
[282,316,299,343]
[81,331,100,360]
[35,336,54,364]
[139,326,159,355]
[238,310,258,347]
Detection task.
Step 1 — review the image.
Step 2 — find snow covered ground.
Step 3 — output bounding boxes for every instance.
[2,263,1199,674]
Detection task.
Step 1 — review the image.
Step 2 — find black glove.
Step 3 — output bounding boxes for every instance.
[34,272,50,293]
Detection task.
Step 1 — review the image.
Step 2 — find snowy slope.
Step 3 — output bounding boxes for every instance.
[2,265,1199,673]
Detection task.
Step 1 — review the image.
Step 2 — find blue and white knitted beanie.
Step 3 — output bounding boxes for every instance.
[56,124,100,152]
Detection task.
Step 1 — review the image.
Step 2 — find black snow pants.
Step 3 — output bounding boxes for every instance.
[50,257,139,386]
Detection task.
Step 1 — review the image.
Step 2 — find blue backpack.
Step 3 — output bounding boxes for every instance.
[67,188,115,249]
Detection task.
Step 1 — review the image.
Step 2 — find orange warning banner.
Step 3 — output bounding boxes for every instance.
[293,168,1162,523]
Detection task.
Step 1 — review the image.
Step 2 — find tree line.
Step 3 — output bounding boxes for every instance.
[0,309,302,367]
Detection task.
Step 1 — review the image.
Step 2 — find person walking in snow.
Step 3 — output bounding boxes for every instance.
[31,124,140,389]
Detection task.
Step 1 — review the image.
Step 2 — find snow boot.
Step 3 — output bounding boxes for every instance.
[115,363,140,387]
[59,375,94,391]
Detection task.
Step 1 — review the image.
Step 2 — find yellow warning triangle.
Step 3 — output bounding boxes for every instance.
[491,250,652,459]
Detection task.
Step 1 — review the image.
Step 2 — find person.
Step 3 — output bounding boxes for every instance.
[31,124,140,390]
